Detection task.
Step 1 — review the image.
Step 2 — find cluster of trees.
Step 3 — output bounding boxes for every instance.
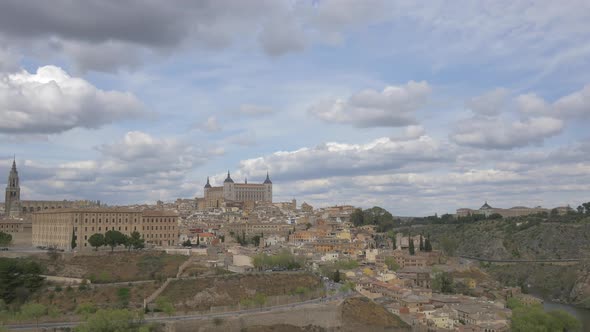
[384,257,400,271]
[233,231,262,247]
[408,234,433,255]
[350,207,399,232]
[432,272,454,294]
[88,230,145,251]
[439,236,459,257]
[0,258,44,305]
[0,232,12,246]
[252,249,304,271]
[576,202,590,215]
[507,298,580,331]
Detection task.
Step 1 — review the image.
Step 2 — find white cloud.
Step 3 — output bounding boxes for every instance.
[238,135,450,181]
[308,81,431,127]
[451,116,563,149]
[2,131,208,203]
[465,88,509,116]
[516,93,551,114]
[554,85,590,118]
[0,46,18,72]
[258,15,306,56]
[0,65,142,134]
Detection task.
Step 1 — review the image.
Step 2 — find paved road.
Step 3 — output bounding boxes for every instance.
[459,255,581,263]
[6,293,353,331]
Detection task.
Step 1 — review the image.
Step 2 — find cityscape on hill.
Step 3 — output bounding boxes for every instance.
[1,1,590,332]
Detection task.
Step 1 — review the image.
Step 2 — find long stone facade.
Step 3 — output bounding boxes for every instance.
[32,208,178,250]
[3,159,100,218]
[455,202,569,218]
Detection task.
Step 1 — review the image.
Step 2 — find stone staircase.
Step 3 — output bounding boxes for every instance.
[143,256,195,309]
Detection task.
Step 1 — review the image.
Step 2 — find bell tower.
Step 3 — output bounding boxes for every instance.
[5,157,21,216]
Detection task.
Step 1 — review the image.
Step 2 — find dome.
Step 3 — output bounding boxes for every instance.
[224,171,234,183]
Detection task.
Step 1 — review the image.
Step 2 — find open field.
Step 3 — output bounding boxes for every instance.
[33,251,188,282]
[160,272,323,311]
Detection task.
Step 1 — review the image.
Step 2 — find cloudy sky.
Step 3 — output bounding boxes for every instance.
[1,0,589,216]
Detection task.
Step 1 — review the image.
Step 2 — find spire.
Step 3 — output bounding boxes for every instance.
[204,176,212,188]
[224,170,234,183]
[263,171,272,184]
[11,155,16,171]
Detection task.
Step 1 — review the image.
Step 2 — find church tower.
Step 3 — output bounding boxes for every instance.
[263,172,272,203]
[5,158,21,217]
[223,171,235,201]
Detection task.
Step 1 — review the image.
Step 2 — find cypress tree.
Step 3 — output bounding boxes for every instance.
[419,234,424,251]
[425,236,433,252]
[71,229,77,250]
[409,237,415,255]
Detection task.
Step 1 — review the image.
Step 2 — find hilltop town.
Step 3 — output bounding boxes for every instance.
[1,161,588,332]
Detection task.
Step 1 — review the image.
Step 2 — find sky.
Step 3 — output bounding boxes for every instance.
[0,0,589,216]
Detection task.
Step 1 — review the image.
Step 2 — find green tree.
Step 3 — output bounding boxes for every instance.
[419,234,424,251]
[117,287,130,308]
[129,231,144,250]
[333,269,341,283]
[71,229,77,249]
[20,302,47,328]
[384,257,400,271]
[440,236,458,257]
[0,258,44,304]
[251,235,261,247]
[123,235,132,251]
[76,303,98,319]
[363,206,396,232]
[182,239,192,247]
[104,230,126,252]
[88,233,105,251]
[155,297,175,317]
[408,237,415,255]
[424,236,433,252]
[432,272,454,294]
[386,230,396,249]
[511,302,581,332]
[350,208,364,226]
[0,232,12,246]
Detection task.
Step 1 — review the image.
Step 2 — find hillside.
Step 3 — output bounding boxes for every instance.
[398,217,590,306]
[340,297,410,331]
[160,272,322,311]
[400,219,590,260]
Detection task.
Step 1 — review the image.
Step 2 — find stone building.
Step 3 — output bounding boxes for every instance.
[456,202,550,218]
[32,208,178,250]
[0,218,32,246]
[3,159,100,218]
[202,171,273,209]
